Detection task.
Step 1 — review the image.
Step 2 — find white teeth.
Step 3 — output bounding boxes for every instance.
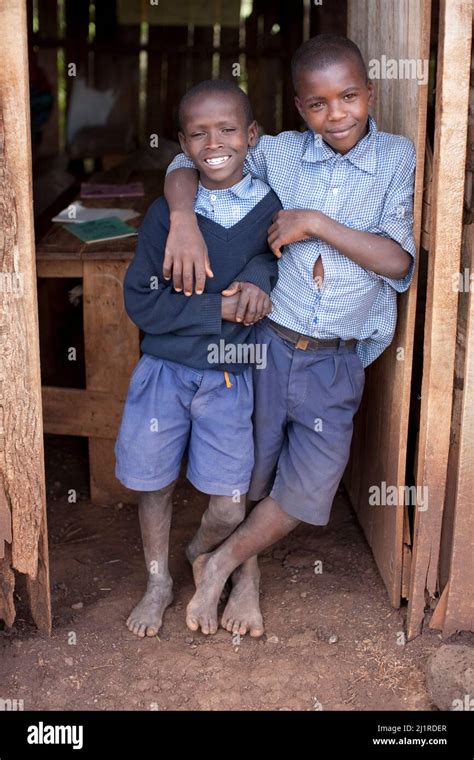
[205,156,230,165]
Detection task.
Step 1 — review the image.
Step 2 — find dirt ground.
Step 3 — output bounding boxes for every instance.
[0,435,448,711]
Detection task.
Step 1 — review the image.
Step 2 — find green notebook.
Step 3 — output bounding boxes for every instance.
[62,217,138,244]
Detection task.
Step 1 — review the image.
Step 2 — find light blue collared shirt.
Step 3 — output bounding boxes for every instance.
[168,116,416,367]
[194,173,270,228]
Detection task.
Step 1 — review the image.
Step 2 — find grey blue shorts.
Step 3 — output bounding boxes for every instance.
[248,320,365,525]
[115,354,254,495]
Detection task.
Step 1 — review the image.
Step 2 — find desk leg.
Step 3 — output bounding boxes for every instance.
[83,260,139,504]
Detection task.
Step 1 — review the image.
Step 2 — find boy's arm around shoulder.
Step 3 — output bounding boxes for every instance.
[232,192,282,294]
[124,198,222,336]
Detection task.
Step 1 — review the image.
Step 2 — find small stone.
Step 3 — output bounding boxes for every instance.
[185,637,194,644]
[71,602,83,609]
[328,634,339,644]
[266,635,279,644]
[65,657,73,666]
[300,592,308,598]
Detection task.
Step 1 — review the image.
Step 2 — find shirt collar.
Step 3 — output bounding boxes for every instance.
[197,173,257,199]
[302,115,378,174]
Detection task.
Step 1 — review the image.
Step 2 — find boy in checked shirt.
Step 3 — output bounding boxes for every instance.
[163,35,416,636]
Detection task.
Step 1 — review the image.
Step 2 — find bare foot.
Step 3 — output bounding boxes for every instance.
[186,542,231,602]
[126,580,173,638]
[221,558,264,638]
[186,554,227,635]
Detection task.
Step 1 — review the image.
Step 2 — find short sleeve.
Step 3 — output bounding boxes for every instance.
[369,139,416,292]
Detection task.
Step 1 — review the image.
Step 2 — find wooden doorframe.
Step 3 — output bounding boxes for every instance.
[0,0,51,633]
[345,0,431,608]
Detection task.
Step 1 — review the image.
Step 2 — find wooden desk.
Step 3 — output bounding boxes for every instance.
[37,171,165,504]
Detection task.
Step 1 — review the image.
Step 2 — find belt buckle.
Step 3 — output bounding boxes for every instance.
[295,336,310,350]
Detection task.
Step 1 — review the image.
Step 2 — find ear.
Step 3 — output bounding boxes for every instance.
[247,120,259,147]
[367,80,375,108]
[178,131,189,157]
[294,95,305,122]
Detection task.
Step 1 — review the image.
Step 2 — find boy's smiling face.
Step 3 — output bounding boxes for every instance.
[179,92,257,190]
[294,59,374,155]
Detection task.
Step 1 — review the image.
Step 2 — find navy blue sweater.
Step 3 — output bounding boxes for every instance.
[124,192,281,373]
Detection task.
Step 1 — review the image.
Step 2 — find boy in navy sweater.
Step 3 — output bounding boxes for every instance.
[115,80,281,638]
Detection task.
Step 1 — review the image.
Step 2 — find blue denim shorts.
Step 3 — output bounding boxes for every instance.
[115,354,254,495]
[248,320,365,525]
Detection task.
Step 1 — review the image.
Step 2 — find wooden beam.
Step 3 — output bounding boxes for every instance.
[42,386,126,438]
[407,0,472,639]
[36,259,83,278]
[0,0,51,633]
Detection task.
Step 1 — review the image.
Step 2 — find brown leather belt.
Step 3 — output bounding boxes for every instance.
[267,320,357,352]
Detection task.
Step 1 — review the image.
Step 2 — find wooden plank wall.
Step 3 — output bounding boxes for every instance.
[406,0,472,639]
[345,0,431,607]
[26,0,348,155]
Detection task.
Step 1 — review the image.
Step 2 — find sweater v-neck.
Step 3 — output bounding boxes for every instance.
[195,190,279,241]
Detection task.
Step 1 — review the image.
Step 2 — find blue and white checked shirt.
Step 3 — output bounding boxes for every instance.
[168,116,416,367]
[194,173,270,228]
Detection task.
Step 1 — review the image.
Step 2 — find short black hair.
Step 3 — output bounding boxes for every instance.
[178,79,254,131]
[291,34,368,91]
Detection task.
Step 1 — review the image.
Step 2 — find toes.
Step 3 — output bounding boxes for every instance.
[186,612,199,632]
[239,622,248,636]
[146,625,160,637]
[209,617,218,635]
[250,624,264,638]
[136,623,147,637]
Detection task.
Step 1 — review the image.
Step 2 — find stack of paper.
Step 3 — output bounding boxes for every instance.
[61,218,138,244]
[52,201,139,224]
